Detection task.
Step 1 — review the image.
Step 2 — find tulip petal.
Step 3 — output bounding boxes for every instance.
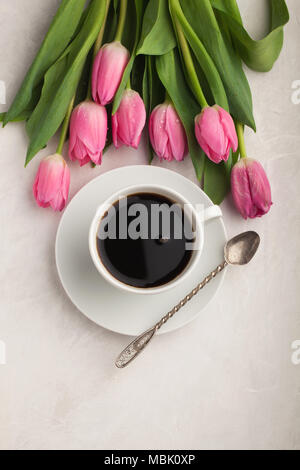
[33,154,70,212]
[216,105,238,153]
[149,105,169,159]
[231,158,272,219]
[149,103,187,162]
[92,42,130,106]
[203,107,226,155]
[115,90,146,149]
[246,159,272,217]
[91,48,103,104]
[69,101,107,166]
[74,103,107,152]
[165,105,187,161]
[195,106,238,163]
[231,160,253,218]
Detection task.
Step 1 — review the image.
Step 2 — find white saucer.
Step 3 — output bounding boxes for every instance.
[55,166,227,336]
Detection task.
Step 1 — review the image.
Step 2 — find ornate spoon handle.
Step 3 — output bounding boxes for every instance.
[115,260,227,368]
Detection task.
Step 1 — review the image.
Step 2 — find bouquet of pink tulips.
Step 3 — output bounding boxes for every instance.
[1,0,289,218]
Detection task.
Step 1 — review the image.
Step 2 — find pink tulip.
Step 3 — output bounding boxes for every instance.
[231,158,272,219]
[149,103,188,161]
[33,154,70,212]
[112,90,146,149]
[195,105,238,163]
[92,41,130,106]
[69,101,107,166]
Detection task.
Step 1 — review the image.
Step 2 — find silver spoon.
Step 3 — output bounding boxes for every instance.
[115,231,260,368]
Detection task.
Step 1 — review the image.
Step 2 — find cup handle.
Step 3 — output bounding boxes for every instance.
[201,205,223,223]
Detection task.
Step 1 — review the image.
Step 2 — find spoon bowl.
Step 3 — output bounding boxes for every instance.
[224,231,260,266]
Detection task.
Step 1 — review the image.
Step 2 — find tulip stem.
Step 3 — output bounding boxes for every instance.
[236,122,247,159]
[115,0,128,42]
[165,91,172,104]
[56,96,75,155]
[126,78,131,90]
[94,0,111,56]
[86,84,92,101]
[170,0,208,109]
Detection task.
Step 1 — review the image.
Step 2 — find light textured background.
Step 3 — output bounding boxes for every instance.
[0,0,299,450]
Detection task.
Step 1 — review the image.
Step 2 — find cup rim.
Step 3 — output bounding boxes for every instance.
[88,184,204,295]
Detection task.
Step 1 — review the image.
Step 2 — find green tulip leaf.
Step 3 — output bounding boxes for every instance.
[211,0,289,72]
[137,0,176,56]
[74,51,94,107]
[130,55,145,97]
[146,56,165,113]
[180,0,256,131]
[142,57,150,114]
[1,83,43,124]
[156,50,232,204]
[1,112,27,123]
[102,2,119,45]
[157,49,231,203]
[3,0,87,126]
[1,112,30,123]
[113,0,120,12]
[156,49,205,181]
[25,0,107,165]
[204,158,230,205]
[169,0,229,110]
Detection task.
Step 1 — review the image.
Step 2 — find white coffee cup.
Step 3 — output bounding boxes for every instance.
[89,184,222,295]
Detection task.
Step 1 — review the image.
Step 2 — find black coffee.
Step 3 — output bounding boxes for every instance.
[96,193,194,289]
